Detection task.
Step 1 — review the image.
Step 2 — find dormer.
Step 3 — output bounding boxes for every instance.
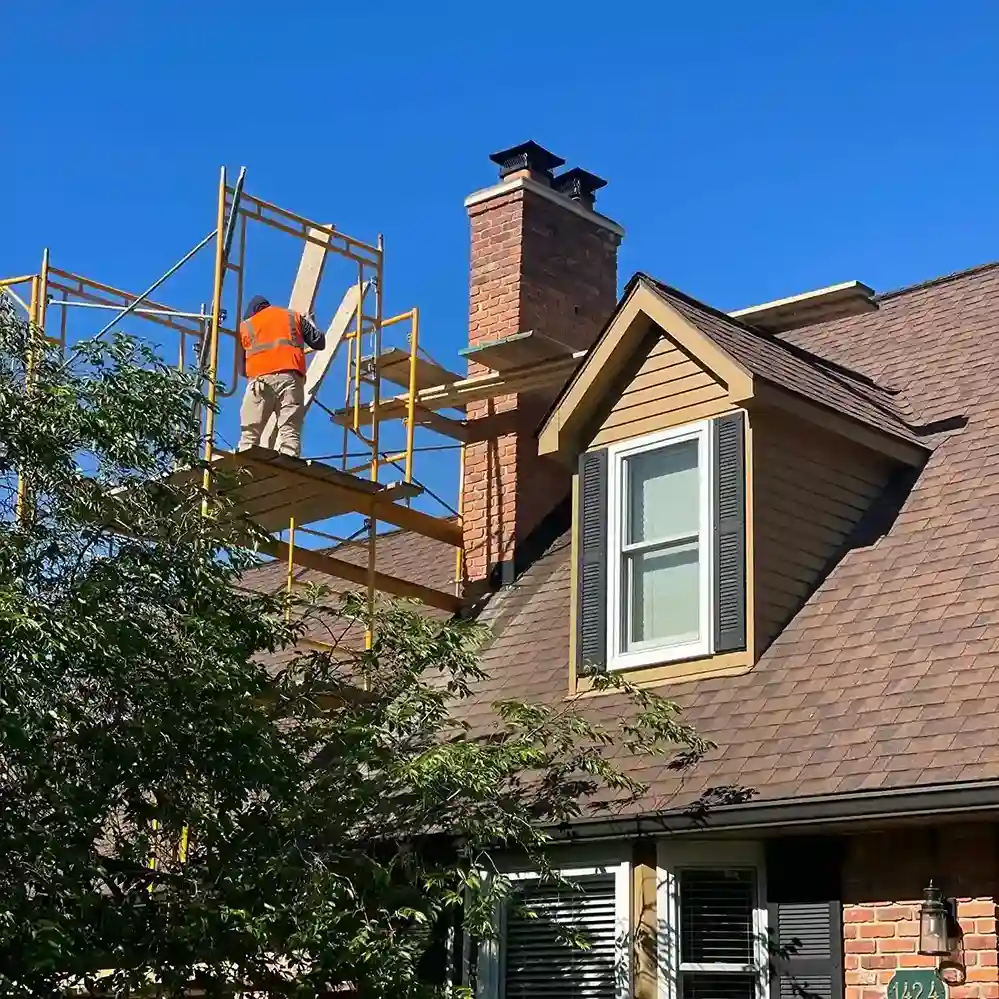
[538,275,929,690]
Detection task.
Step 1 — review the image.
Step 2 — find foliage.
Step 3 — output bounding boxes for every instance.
[0,302,710,997]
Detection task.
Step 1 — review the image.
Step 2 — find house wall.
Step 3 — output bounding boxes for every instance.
[752,410,896,655]
[844,824,999,999]
[590,334,734,448]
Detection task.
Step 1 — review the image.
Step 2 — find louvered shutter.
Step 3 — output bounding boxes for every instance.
[576,449,609,673]
[713,412,747,653]
[504,873,618,999]
[678,868,759,999]
[766,839,844,999]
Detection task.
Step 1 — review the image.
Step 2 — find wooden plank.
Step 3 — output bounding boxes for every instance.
[406,405,469,441]
[231,448,460,546]
[370,347,461,391]
[288,225,332,315]
[265,540,461,613]
[460,329,574,371]
[263,281,368,448]
[332,351,582,427]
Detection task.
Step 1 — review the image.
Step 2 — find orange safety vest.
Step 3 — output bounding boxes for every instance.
[240,306,306,379]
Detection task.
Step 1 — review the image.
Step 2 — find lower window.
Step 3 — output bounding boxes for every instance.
[658,843,767,999]
[478,862,630,999]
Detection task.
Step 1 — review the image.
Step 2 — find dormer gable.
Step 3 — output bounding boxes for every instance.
[539,276,930,690]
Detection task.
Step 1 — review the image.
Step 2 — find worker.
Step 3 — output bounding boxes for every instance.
[237,295,326,457]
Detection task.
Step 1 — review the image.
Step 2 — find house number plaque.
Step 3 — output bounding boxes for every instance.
[887,970,947,999]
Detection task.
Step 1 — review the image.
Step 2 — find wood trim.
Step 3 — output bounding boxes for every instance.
[749,383,927,467]
[538,280,756,457]
[573,649,754,694]
[632,842,658,999]
[264,539,461,613]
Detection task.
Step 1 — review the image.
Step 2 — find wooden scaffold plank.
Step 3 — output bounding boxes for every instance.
[192,448,462,547]
[330,349,584,427]
[368,347,461,391]
[459,329,575,371]
[265,539,461,613]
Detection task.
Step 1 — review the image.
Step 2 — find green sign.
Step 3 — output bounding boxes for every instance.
[887,970,947,999]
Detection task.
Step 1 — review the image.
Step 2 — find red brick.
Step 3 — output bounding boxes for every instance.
[461,177,620,583]
[847,940,878,954]
[861,924,896,938]
[847,908,878,923]
[861,955,898,970]
[964,903,997,918]
[897,954,939,968]
[879,939,917,953]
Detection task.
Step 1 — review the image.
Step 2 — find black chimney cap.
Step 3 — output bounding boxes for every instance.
[489,141,566,181]
[551,167,607,209]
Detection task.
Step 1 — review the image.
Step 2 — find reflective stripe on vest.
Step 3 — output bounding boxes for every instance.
[240,307,306,378]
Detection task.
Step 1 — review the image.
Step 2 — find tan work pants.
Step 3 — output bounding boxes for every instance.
[238,371,305,457]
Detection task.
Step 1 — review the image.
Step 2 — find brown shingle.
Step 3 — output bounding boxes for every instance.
[448,261,999,813]
[244,260,999,817]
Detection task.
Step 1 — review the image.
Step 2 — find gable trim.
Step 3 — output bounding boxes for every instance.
[538,280,755,457]
[752,383,927,468]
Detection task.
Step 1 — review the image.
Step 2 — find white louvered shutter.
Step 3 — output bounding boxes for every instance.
[679,868,759,999]
[504,872,619,999]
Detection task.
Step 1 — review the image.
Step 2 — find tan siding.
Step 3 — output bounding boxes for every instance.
[589,335,732,448]
[753,412,894,654]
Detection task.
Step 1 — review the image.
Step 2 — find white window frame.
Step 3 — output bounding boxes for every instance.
[606,419,715,671]
[657,840,768,999]
[476,859,632,999]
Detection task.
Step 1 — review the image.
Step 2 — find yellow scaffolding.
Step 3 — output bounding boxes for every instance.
[3,168,464,650]
[3,167,588,636]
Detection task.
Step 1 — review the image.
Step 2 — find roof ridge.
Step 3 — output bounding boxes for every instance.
[877,259,999,302]
[638,273,897,399]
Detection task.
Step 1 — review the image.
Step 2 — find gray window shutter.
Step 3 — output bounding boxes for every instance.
[714,412,747,653]
[577,449,608,674]
[504,873,618,999]
[766,839,844,999]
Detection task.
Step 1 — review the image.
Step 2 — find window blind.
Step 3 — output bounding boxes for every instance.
[504,872,619,999]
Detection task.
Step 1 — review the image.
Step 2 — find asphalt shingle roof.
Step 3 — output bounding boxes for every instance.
[244,260,999,816]
[452,262,999,812]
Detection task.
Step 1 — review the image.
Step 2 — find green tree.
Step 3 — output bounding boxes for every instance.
[0,302,709,997]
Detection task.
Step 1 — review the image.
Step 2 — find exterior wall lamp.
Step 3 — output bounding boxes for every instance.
[919,881,966,986]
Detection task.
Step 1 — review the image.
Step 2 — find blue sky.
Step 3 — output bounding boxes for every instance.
[3,1,998,529]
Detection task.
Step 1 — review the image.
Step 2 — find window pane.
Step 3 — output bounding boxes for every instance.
[679,869,755,964]
[681,973,758,999]
[628,542,699,647]
[626,439,699,545]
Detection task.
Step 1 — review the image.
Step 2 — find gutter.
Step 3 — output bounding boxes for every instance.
[550,778,999,842]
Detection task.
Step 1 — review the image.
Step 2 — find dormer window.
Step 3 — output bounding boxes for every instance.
[606,421,713,668]
[576,411,746,676]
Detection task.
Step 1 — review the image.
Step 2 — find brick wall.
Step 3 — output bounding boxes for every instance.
[462,180,621,585]
[844,824,999,999]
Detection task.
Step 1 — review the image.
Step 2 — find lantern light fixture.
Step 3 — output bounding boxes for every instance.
[918,881,952,958]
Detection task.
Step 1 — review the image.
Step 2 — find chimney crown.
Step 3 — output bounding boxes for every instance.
[489,140,566,182]
[551,167,607,210]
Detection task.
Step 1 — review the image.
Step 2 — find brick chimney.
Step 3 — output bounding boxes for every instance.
[461,141,624,589]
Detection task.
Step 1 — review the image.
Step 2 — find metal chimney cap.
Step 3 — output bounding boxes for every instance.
[552,167,608,208]
[489,141,567,181]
